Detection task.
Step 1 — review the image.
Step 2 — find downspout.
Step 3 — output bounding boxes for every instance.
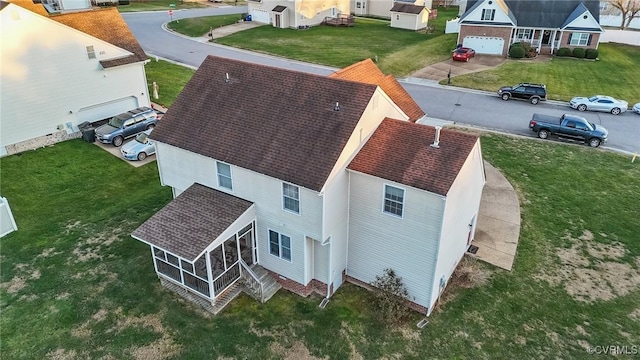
[326,240,332,298]
[344,170,351,284]
[426,195,447,316]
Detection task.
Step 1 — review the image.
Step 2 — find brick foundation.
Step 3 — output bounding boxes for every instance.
[266,270,330,297]
[345,275,428,315]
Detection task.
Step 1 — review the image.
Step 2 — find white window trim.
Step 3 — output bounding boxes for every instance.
[570,32,590,46]
[268,229,292,262]
[382,183,405,219]
[282,182,301,215]
[216,161,233,191]
[481,8,495,21]
[86,45,96,59]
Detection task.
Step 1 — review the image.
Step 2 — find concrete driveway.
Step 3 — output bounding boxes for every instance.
[411,55,506,81]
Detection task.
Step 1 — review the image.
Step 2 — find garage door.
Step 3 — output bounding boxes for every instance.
[249,9,270,24]
[462,36,505,55]
[76,96,138,124]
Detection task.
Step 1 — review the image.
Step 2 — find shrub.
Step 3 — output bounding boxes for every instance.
[118,0,129,4]
[585,48,599,59]
[509,46,526,59]
[572,47,586,58]
[370,268,412,326]
[556,47,571,57]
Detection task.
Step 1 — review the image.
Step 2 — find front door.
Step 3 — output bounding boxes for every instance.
[542,30,551,45]
[239,226,256,265]
[275,14,281,28]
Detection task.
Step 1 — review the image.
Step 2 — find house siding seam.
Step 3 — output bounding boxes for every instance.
[458,25,513,55]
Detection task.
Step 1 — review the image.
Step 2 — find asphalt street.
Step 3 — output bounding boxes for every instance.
[123,8,640,154]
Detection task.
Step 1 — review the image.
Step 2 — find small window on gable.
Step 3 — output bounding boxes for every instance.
[86,45,96,59]
[481,8,495,21]
[216,161,233,190]
[383,184,404,218]
[282,183,300,214]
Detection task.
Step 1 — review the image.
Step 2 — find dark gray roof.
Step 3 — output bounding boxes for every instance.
[462,0,600,28]
[150,56,377,192]
[390,3,425,14]
[272,5,286,12]
[132,183,253,261]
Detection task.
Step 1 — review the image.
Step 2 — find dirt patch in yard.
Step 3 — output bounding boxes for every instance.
[536,230,640,303]
[432,257,493,312]
[270,341,328,360]
[47,348,77,360]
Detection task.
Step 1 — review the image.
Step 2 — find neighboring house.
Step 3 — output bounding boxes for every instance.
[0,0,150,156]
[247,0,350,27]
[457,0,603,56]
[390,2,431,30]
[131,55,486,316]
[352,0,432,19]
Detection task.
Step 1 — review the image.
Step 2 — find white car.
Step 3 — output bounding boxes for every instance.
[569,95,628,115]
[633,103,640,115]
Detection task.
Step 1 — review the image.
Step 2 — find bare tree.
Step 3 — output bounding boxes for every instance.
[607,0,640,29]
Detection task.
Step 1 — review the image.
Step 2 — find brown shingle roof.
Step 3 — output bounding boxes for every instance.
[151,55,377,192]
[50,7,147,67]
[329,59,425,122]
[6,0,48,15]
[348,119,479,196]
[132,183,253,261]
[390,3,426,14]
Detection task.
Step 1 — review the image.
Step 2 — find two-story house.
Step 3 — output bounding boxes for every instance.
[132,56,486,316]
[0,0,150,156]
[457,0,603,56]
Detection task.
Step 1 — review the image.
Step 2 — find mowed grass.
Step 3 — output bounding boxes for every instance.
[167,13,243,36]
[199,8,459,74]
[1,131,639,357]
[117,0,207,12]
[449,43,640,103]
[144,59,195,108]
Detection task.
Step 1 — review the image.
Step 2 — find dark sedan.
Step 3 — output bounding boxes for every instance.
[452,47,476,62]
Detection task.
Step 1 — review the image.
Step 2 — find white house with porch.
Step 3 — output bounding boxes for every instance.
[457,0,603,56]
[131,56,486,316]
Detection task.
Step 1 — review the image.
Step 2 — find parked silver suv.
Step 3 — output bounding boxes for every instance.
[95,106,158,147]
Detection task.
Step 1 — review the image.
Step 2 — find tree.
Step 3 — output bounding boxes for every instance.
[608,0,640,29]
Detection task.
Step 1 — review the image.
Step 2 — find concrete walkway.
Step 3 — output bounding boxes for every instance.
[470,161,521,270]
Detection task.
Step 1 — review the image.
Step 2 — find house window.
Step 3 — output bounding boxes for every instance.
[86,45,96,59]
[481,9,495,21]
[216,161,233,190]
[269,230,292,261]
[383,185,404,217]
[569,32,590,46]
[515,29,533,40]
[356,2,360,8]
[282,183,300,214]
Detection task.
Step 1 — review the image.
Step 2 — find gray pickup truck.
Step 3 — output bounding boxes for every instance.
[528,113,608,148]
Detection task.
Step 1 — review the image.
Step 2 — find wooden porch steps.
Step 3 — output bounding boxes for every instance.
[210,282,243,315]
[242,264,281,303]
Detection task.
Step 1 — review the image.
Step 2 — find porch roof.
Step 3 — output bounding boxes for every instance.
[132,183,253,261]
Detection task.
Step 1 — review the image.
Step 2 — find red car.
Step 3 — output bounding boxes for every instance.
[452,47,476,62]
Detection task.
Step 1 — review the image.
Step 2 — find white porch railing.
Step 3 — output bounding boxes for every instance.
[239,259,264,302]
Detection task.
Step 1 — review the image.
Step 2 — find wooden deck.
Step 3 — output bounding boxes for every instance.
[322,15,355,27]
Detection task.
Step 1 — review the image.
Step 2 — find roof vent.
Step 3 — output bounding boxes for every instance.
[225,73,230,83]
[334,102,340,111]
[430,126,442,148]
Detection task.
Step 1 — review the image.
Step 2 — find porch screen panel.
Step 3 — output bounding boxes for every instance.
[210,245,225,279]
[156,259,181,282]
[225,236,239,266]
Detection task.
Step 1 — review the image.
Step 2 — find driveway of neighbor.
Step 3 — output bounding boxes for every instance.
[411,55,506,81]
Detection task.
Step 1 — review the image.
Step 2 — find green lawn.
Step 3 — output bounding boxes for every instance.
[167,13,244,36]
[116,0,208,12]
[145,59,195,108]
[448,43,640,103]
[1,131,638,359]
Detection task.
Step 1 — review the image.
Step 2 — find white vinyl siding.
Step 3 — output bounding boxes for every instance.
[347,171,444,311]
[383,184,404,217]
[282,183,300,214]
[1,5,149,152]
[216,161,233,190]
[155,142,322,284]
